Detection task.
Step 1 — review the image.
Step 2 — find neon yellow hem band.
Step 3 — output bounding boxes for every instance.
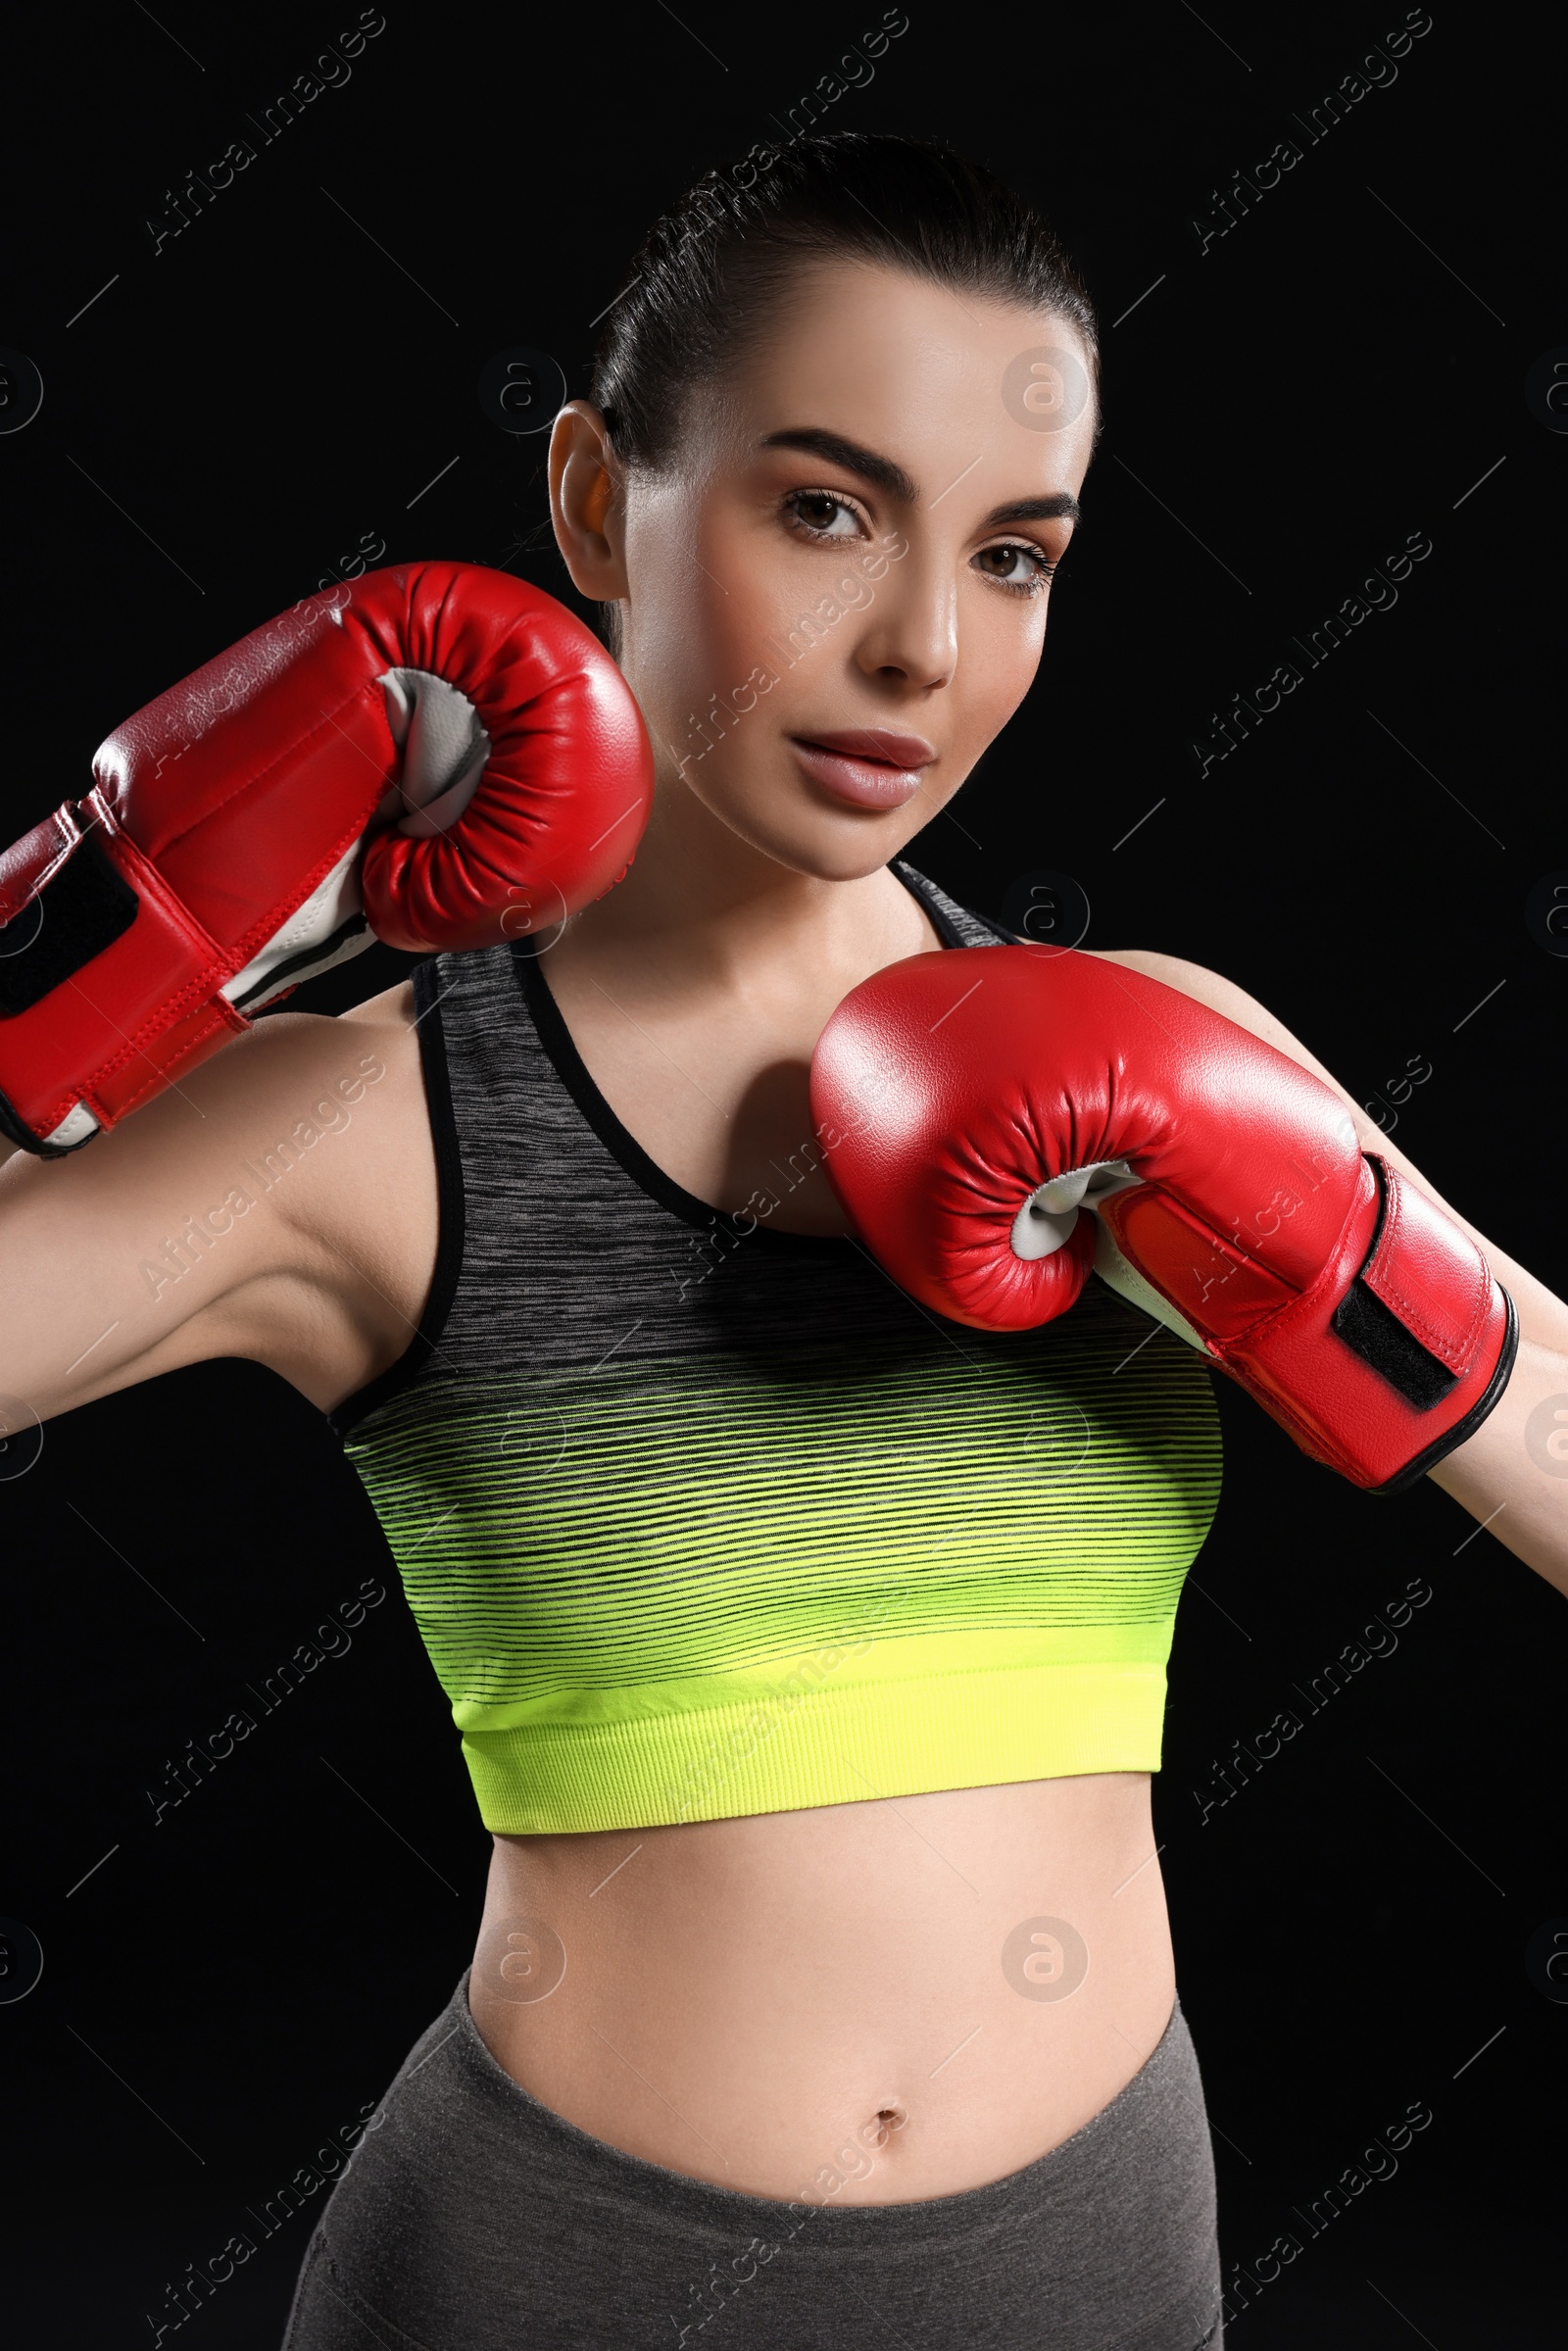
[460,1653,1169,1835]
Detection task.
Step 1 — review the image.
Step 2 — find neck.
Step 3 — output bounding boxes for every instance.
[562,768,923,997]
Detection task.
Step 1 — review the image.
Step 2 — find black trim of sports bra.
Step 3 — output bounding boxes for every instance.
[510,857,1008,1245]
[326,954,466,1441]
[327,861,1008,1440]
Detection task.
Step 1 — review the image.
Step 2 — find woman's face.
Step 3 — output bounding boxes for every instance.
[564,258,1098,881]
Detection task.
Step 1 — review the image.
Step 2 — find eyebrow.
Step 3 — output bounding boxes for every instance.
[760,427,915,502]
[982,493,1082,528]
[758,428,1081,528]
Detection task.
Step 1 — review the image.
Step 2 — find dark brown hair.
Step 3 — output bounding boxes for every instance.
[588,131,1100,652]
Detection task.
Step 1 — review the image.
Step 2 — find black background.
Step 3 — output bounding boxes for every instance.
[2,0,1564,2342]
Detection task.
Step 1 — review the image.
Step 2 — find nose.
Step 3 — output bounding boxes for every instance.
[852,541,957,692]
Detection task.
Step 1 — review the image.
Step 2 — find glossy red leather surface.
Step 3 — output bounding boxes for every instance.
[1359,1159,1493,1371]
[811,946,1512,1491]
[810,945,1366,1332]
[0,563,654,1150]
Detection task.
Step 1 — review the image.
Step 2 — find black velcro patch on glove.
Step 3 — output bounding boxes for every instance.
[0,828,140,1016]
[1332,1278,1458,1410]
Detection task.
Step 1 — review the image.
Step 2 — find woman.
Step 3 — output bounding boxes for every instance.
[5,133,1564,2351]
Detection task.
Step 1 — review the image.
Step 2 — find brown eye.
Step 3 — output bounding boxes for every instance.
[784,490,863,540]
[974,542,1055,594]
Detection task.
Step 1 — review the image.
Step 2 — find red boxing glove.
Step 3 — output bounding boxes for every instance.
[810,946,1517,1494]
[0,562,654,1154]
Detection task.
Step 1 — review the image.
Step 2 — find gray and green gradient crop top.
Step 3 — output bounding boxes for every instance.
[329,862,1222,1834]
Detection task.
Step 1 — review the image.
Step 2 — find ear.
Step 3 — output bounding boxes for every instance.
[548,403,626,603]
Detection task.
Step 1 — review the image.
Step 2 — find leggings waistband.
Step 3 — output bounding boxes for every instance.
[283,1969,1223,2350]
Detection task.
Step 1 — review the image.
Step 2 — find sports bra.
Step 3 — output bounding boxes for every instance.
[330,861,1222,1835]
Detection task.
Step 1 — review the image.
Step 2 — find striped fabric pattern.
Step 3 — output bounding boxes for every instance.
[333,864,1223,1832]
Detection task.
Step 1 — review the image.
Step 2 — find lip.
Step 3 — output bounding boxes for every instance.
[788,727,937,813]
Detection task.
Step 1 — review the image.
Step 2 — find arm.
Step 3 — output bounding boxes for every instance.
[0,983,431,1430]
[1096,951,1568,1594]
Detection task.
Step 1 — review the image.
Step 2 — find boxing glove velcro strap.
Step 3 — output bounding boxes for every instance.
[0,806,141,1016]
[1331,1281,1456,1409]
[1330,1158,1494,1408]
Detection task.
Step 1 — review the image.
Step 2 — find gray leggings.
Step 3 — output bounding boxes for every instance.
[282,1970,1222,2351]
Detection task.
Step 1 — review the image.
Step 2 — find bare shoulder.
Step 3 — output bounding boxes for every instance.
[337,975,417,1040]
[1086,944,1383,1142]
[0,975,436,1425]
[207,975,437,1408]
[181,975,428,1266]
[1083,948,1317,1066]
[1082,948,1550,1309]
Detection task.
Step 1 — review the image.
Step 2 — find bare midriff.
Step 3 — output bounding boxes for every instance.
[466,1770,1174,2206]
